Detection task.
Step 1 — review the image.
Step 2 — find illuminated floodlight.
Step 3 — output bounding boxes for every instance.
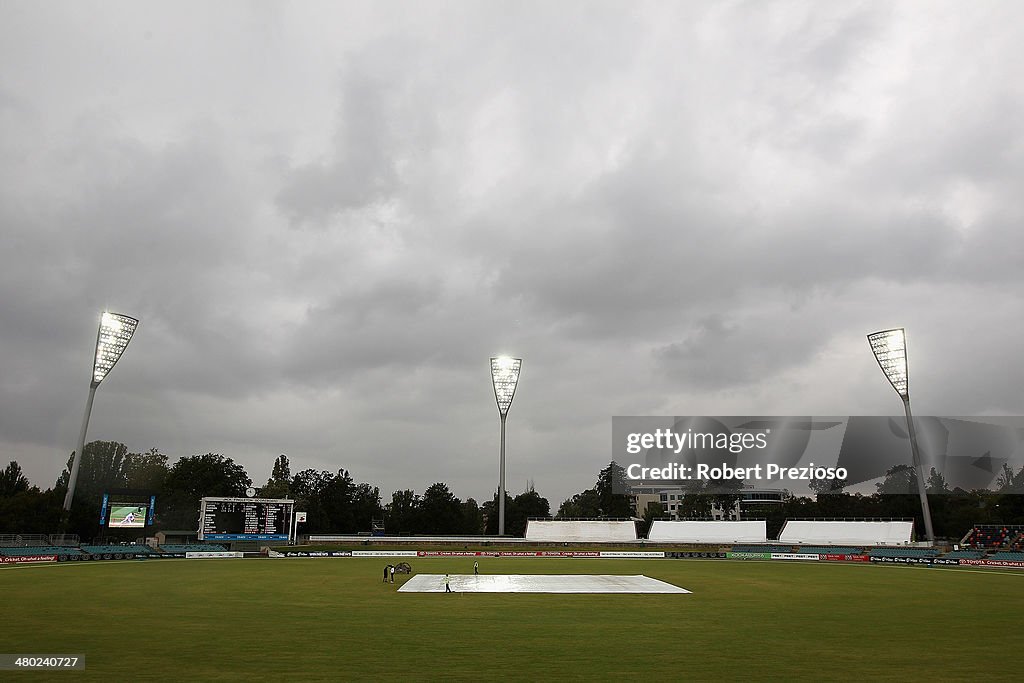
[490,356,522,416]
[64,311,139,513]
[490,356,522,536]
[868,328,908,398]
[866,327,934,542]
[93,312,139,385]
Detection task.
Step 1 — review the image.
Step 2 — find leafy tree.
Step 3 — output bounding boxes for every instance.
[0,487,63,533]
[420,482,463,535]
[0,461,30,497]
[55,441,131,501]
[809,473,845,495]
[123,448,169,492]
[54,441,133,537]
[161,453,251,528]
[926,467,950,494]
[290,468,334,532]
[639,500,664,538]
[596,461,632,517]
[351,482,383,533]
[876,464,917,495]
[557,488,601,518]
[272,454,291,481]
[385,489,422,534]
[996,463,1024,494]
[261,454,292,499]
[676,489,714,519]
[507,487,550,537]
[288,467,381,534]
[483,490,515,534]
[318,468,358,532]
[461,498,483,534]
[165,453,251,498]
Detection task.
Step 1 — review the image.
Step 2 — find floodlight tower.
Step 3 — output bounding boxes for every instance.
[63,312,139,512]
[490,356,522,536]
[867,328,935,542]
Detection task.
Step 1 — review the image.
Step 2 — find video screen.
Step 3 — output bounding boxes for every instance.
[100,492,156,527]
[108,503,148,528]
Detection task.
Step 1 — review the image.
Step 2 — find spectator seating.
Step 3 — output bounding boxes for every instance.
[730,545,792,553]
[525,520,638,543]
[81,545,153,556]
[963,525,1024,549]
[796,546,862,555]
[868,547,939,558]
[647,520,766,543]
[780,520,913,545]
[989,551,1024,561]
[0,546,86,558]
[941,550,985,559]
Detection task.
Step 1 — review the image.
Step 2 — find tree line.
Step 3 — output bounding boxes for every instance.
[4,446,1021,541]
[0,442,566,539]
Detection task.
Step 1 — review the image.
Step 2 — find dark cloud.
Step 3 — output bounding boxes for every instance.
[1,1,1023,506]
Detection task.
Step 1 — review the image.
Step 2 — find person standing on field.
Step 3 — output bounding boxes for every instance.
[474,560,479,575]
[390,564,396,583]
[383,565,390,583]
[444,574,452,593]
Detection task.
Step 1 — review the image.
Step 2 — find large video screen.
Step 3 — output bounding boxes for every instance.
[109,503,147,527]
[100,492,156,527]
[198,497,293,541]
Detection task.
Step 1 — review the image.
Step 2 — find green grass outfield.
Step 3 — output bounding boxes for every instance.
[3,557,1022,681]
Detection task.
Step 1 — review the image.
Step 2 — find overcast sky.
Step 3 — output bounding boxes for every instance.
[2,1,1022,508]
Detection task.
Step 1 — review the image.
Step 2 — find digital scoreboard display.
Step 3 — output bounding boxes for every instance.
[100,491,156,528]
[198,497,294,541]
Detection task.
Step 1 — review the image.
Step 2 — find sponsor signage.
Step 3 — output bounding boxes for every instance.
[599,551,666,558]
[961,559,1024,568]
[414,550,603,558]
[350,550,418,558]
[770,553,820,561]
[667,551,727,559]
[283,551,353,558]
[498,551,601,557]
[417,551,485,557]
[726,552,770,560]
[185,551,244,559]
[869,556,939,565]
[0,555,57,564]
[818,554,870,562]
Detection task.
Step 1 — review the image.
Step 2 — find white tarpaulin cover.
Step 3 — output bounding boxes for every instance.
[398,574,690,594]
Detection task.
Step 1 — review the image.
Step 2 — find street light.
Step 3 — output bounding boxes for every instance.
[490,356,521,536]
[63,311,139,512]
[867,328,935,542]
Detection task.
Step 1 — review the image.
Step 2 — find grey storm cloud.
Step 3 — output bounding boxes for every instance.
[1,0,1023,506]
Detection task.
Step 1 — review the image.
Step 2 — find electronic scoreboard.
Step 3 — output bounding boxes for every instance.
[198,497,294,541]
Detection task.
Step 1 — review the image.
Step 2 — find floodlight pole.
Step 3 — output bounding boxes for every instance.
[902,396,935,543]
[63,312,138,515]
[868,328,935,544]
[499,413,507,536]
[490,356,521,537]
[64,382,99,511]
